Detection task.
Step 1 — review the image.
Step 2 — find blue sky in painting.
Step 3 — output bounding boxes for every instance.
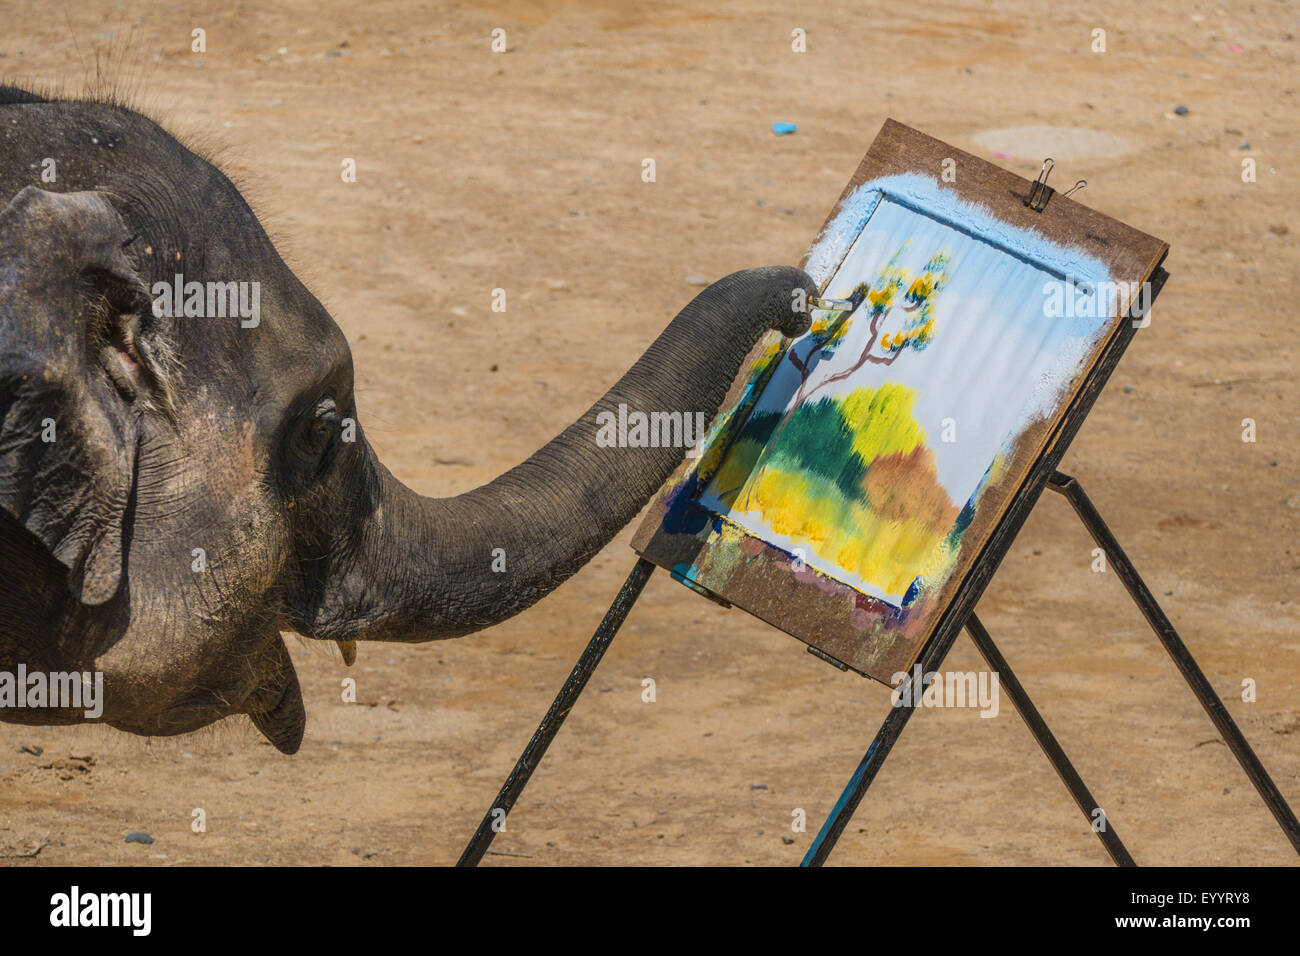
[749,195,1116,512]
[696,182,1122,605]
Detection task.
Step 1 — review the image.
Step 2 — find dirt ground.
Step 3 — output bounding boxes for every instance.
[0,0,1296,866]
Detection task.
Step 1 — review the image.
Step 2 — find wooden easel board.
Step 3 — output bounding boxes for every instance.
[633,120,1168,684]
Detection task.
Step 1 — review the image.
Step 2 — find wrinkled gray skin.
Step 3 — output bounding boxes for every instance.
[0,87,815,753]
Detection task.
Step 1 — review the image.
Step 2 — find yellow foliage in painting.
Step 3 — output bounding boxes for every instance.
[833,507,951,596]
[709,380,967,602]
[709,437,765,507]
[810,311,838,337]
[866,267,906,310]
[906,273,937,301]
[747,461,959,599]
[752,470,841,542]
[838,383,927,464]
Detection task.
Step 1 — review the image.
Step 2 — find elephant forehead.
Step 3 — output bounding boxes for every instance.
[160,282,355,411]
[247,297,353,386]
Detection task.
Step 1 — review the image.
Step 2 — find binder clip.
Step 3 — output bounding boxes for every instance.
[1025,158,1087,213]
[1025,158,1056,212]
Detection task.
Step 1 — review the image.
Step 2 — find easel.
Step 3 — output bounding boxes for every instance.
[456,148,1299,866]
[458,464,1300,866]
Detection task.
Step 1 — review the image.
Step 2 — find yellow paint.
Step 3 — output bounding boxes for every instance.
[718,382,961,599]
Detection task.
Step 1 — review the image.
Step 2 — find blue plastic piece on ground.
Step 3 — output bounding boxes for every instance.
[772,122,798,135]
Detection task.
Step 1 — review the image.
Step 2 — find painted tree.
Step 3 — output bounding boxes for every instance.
[739,245,951,510]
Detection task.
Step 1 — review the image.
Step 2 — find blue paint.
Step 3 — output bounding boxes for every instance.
[659,474,712,536]
[670,562,697,582]
[801,735,882,866]
[806,173,1111,289]
[901,578,922,607]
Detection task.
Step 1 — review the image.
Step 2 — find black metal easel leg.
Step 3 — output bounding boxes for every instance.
[801,612,968,866]
[460,470,1298,866]
[965,612,1135,866]
[800,609,1131,867]
[805,471,1299,866]
[456,558,656,866]
[1047,471,1300,856]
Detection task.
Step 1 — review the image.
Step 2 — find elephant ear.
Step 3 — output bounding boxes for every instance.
[0,187,151,605]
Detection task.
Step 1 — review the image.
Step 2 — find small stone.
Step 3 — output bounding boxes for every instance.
[125,832,154,845]
[684,275,709,286]
[1173,105,1190,115]
[781,835,795,845]
[1240,142,1250,150]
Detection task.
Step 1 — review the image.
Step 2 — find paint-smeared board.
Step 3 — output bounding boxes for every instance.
[633,119,1169,685]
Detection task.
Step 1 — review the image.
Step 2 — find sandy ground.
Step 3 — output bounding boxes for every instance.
[0,0,1297,866]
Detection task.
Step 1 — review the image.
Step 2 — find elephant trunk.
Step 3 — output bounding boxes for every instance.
[301,266,813,643]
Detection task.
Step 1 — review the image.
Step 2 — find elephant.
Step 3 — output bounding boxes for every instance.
[0,86,815,753]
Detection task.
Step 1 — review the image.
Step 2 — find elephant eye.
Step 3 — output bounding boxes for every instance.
[295,396,342,472]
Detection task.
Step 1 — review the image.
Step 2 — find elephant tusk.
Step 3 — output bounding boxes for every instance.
[338,640,357,666]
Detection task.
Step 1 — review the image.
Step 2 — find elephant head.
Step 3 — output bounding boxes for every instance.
[0,88,814,753]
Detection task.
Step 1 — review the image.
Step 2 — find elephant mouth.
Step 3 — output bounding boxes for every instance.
[240,633,306,754]
[247,673,305,755]
[113,633,309,754]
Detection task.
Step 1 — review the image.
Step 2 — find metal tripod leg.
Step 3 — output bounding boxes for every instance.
[801,610,1130,866]
[805,470,1299,866]
[801,610,967,866]
[1047,471,1300,856]
[456,558,656,866]
[459,470,1299,865]
[965,612,1135,866]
